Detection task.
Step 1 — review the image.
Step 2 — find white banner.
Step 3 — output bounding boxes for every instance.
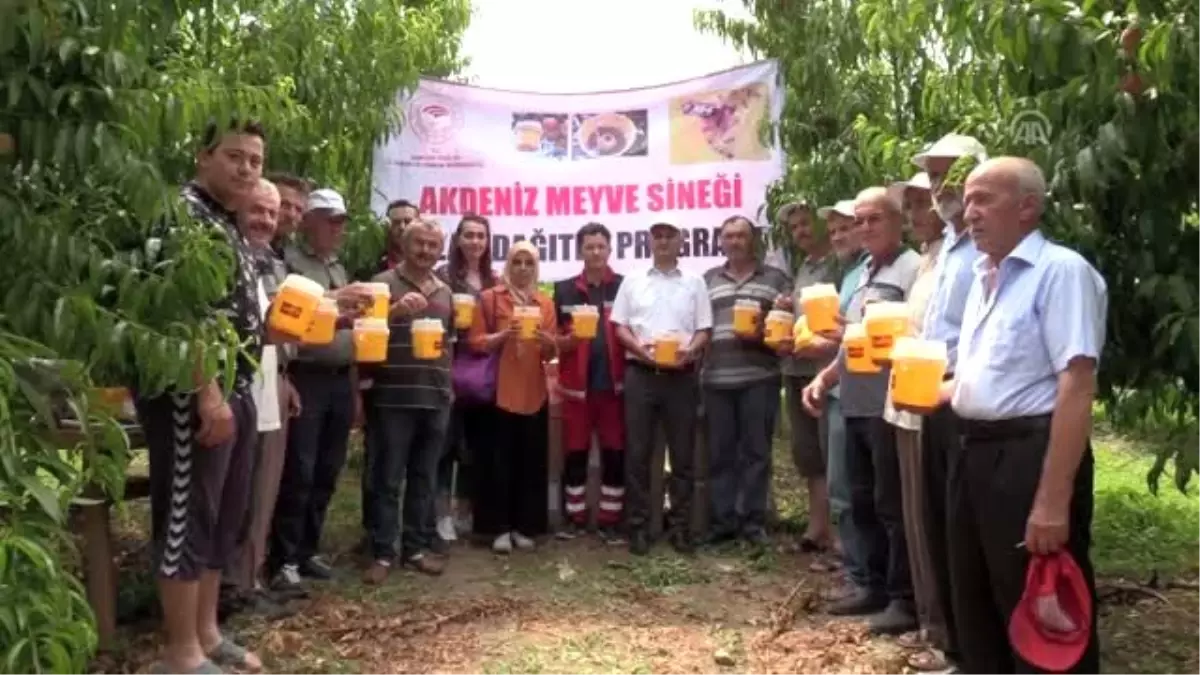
[371,60,785,281]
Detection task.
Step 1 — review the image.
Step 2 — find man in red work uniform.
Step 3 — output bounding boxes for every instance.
[553,222,627,543]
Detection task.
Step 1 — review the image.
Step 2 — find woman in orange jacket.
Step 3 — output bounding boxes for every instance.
[467,241,557,554]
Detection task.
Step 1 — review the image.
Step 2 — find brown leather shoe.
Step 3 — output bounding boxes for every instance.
[404,552,445,576]
[362,560,390,585]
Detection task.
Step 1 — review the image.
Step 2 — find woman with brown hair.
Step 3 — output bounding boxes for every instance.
[432,214,497,544]
[467,241,557,554]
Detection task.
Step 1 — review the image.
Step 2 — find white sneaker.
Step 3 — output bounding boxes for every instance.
[492,533,513,554]
[272,563,302,589]
[437,515,458,542]
[511,532,536,551]
[454,512,473,534]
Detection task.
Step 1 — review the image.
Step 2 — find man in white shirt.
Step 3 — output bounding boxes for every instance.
[610,222,713,556]
[224,179,301,619]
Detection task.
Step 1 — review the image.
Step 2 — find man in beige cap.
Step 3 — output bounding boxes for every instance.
[805,198,871,591]
[899,132,988,668]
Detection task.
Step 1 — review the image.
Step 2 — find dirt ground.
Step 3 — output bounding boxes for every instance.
[91,525,1198,675]
[94,532,916,674]
[90,433,1199,674]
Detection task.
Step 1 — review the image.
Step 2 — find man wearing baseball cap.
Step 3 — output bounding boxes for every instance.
[879,168,959,670]
[901,132,988,666]
[270,188,357,593]
[805,198,872,597]
[610,220,713,556]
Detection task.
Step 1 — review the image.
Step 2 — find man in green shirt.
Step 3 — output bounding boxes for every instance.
[777,201,841,551]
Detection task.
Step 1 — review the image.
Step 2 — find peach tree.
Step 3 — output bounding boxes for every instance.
[0,0,467,671]
[699,0,1198,493]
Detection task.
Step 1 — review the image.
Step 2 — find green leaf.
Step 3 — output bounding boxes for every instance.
[6,73,22,109]
[1168,275,1193,311]
[74,121,92,167]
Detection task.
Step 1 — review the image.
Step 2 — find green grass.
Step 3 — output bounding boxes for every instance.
[1092,432,1199,578]
[771,407,1200,579]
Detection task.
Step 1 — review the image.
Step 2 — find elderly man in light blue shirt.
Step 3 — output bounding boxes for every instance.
[900,157,1107,674]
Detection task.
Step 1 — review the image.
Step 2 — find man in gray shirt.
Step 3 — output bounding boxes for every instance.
[702,216,793,546]
[270,189,357,592]
[803,187,921,635]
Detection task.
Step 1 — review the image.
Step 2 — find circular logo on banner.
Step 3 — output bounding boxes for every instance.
[409,95,463,150]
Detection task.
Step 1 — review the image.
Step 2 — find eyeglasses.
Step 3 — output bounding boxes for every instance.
[510,259,535,268]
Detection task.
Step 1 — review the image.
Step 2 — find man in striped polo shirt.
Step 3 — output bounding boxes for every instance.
[702,215,793,546]
[362,218,455,583]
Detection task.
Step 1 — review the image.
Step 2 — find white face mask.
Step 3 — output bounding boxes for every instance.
[935,195,963,222]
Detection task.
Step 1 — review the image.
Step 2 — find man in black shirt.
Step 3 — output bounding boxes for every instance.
[135,120,268,674]
[267,172,312,257]
[376,198,421,273]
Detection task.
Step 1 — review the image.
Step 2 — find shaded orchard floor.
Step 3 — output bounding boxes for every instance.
[93,431,1199,674]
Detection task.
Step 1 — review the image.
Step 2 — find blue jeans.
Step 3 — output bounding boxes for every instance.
[826,396,869,588]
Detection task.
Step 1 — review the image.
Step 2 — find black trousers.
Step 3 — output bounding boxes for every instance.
[270,367,354,568]
[473,405,549,537]
[437,401,475,501]
[844,415,913,602]
[949,414,1100,674]
[921,404,961,656]
[623,364,699,537]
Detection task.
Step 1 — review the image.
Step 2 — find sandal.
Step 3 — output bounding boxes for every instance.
[807,554,842,573]
[206,638,262,673]
[799,537,828,553]
[906,648,950,673]
[150,659,223,674]
[897,630,929,649]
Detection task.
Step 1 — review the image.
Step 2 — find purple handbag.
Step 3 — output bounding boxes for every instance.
[451,292,499,404]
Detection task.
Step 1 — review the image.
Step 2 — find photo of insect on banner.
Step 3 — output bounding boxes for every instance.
[669,82,773,164]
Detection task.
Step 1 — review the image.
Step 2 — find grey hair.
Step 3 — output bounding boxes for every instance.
[400,217,446,246]
[970,157,1047,216]
[775,201,811,224]
[254,178,279,200]
[854,186,903,216]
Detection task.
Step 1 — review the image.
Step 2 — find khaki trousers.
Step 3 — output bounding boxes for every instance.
[896,426,948,643]
[230,372,290,589]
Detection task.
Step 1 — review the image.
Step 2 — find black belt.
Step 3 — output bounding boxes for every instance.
[626,360,697,375]
[287,361,352,377]
[960,414,1051,442]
